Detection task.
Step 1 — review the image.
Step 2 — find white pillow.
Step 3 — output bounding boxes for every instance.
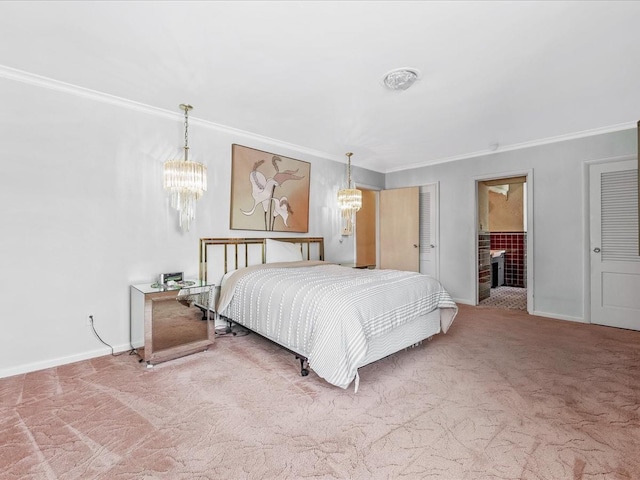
[265,239,303,263]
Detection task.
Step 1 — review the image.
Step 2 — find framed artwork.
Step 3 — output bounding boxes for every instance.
[230,144,311,232]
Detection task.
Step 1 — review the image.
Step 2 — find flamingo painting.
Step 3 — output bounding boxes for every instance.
[231,145,310,232]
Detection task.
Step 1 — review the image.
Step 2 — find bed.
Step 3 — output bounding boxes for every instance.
[200,237,457,391]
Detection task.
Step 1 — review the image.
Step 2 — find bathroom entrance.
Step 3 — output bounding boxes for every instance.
[476,174,531,312]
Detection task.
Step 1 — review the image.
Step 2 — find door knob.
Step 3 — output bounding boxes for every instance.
[413,244,418,248]
[593,247,601,253]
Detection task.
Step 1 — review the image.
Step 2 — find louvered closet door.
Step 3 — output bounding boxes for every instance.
[419,183,439,279]
[589,160,640,330]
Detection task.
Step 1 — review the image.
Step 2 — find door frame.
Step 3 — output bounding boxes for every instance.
[354,182,382,267]
[353,183,383,268]
[357,182,440,274]
[583,153,636,324]
[474,169,534,313]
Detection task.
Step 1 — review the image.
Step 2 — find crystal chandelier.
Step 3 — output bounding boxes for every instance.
[337,152,362,234]
[163,104,207,232]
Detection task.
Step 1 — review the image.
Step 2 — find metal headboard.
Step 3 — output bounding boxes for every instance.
[199,237,325,283]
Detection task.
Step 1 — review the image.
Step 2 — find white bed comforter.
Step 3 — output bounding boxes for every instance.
[217,261,457,389]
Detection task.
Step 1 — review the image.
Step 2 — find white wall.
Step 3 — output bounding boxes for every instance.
[0,76,383,378]
[3,69,634,378]
[386,129,637,321]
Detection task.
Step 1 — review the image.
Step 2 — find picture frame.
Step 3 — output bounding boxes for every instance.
[230,144,311,233]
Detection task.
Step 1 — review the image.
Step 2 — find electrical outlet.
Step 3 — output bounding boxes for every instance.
[86,314,93,327]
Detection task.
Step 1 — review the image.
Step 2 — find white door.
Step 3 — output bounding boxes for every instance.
[419,183,439,279]
[589,160,640,330]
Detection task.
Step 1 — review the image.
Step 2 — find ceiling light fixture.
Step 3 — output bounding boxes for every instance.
[382,67,421,91]
[163,104,207,232]
[337,152,362,236]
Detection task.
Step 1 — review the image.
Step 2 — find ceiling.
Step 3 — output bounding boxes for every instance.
[1,1,639,173]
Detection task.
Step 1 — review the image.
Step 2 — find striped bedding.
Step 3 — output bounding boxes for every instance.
[217,261,457,390]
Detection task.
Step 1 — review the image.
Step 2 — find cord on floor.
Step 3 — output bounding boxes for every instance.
[89,315,136,357]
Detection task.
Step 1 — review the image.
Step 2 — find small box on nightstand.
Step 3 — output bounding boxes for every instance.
[159,272,183,284]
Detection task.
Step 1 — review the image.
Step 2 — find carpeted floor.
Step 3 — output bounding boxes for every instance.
[2,304,639,479]
[480,286,527,311]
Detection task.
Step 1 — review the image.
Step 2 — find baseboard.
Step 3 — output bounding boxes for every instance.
[531,310,586,323]
[454,300,586,324]
[452,298,475,306]
[0,343,133,380]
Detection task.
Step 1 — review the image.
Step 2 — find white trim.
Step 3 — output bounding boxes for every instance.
[452,297,475,306]
[532,311,586,324]
[583,161,591,324]
[0,64,344,163]
[386,123,636,174]
[474,169,534,313]
[0,64,177,121]
[526,170,534,314]
[0,343,132,379]
[453,302,584,323]
[4,64,636,176]
[583,153,637,167]
[432,181,441,282]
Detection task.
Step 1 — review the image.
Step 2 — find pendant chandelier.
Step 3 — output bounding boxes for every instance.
[337,152,362,234]
[337,152,362,212]
[163,104,207,232]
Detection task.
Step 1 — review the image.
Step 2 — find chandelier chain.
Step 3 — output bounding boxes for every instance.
[180,103,193,161]
[184,107,189,150]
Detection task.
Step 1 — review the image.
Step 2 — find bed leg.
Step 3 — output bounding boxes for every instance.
[296,355,309,376]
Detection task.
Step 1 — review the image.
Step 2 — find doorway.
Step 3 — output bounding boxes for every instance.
[476,174,531,312]
[355,184,439,275]
[355,188,377,268]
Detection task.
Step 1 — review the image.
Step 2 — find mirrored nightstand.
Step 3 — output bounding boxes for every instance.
[130,280,215,366]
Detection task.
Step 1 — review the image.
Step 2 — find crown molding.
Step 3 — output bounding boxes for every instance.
[0,64,342,163]
[3,64,634,174]
[384,121,637,174]
[0,64,177,120]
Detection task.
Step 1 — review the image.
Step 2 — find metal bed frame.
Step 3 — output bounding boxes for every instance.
[199,237,324,280]
[198,237,325,376]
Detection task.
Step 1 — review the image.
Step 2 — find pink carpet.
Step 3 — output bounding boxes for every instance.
[2,304,639,479]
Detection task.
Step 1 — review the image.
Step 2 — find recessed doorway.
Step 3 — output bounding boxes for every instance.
[476,174,532,312]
